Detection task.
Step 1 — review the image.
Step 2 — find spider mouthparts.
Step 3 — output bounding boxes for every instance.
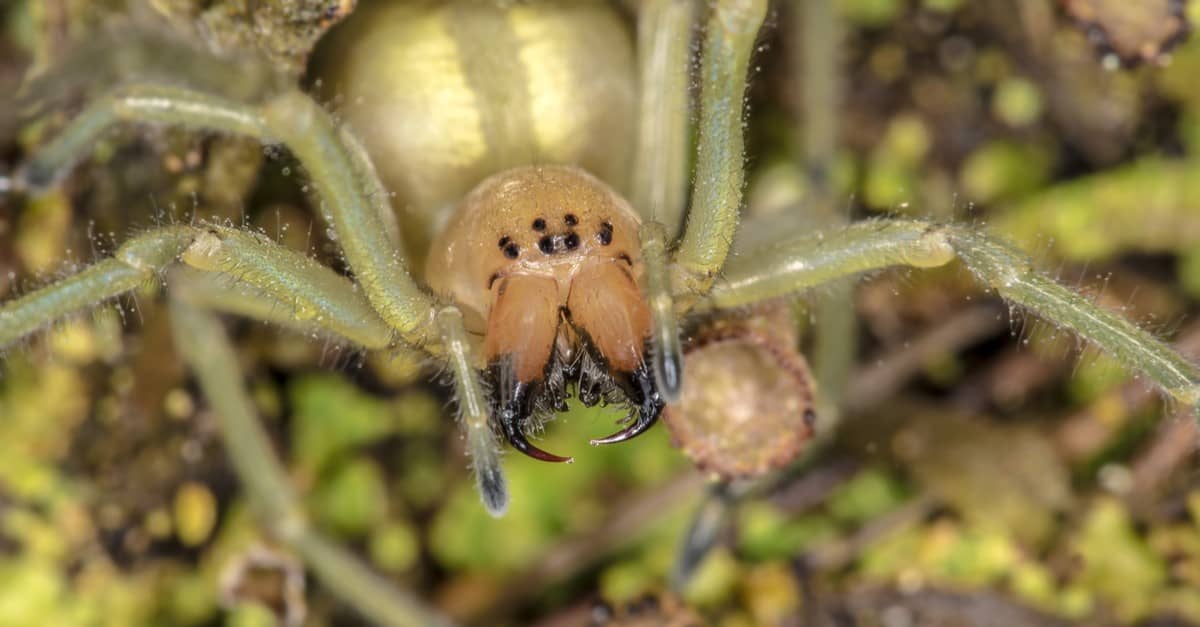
[588,415,656,445]
[590,365,664,446]
[495,378,573,463]
[500,409,573,462]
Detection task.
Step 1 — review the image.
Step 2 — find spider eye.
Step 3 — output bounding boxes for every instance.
[532,218,546,231]
[564,213,578,226]
[503,242,520,259]
[598,222,613,246]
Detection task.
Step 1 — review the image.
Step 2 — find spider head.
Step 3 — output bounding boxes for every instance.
[427,165,664,462]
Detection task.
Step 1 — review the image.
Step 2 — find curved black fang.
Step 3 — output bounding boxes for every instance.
[590,363,665,445]
[491,367,572,463]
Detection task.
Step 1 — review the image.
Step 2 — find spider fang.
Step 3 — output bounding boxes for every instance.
[589,363,666,446]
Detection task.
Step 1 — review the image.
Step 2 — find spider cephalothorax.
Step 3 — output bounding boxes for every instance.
[427,165,663,462]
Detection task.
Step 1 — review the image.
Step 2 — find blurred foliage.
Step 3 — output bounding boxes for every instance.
[1,0,1200,626]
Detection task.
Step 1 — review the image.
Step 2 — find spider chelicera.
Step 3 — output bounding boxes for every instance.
[1,1,1199,624]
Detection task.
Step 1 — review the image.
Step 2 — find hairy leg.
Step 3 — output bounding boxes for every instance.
[632,0,693,239]
[705,218,1200,413]
[1,224,391,351]
[437,306,510,517]
[631,0,694,405]
[14,82,507,511]
[672,0,768,292]
[640,221,685,402]
[15,83,433,346]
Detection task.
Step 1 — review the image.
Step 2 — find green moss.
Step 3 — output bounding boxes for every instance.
[1074,498,1167,621]
[826,467,907,526]
[737,503,838,562]
[289,374,401,475]
[309,456,390,537]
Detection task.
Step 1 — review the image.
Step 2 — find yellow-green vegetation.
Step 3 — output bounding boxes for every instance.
[3,0,1200,625]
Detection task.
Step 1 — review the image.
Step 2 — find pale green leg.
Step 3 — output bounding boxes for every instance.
[168,267,392,351]
[2,226,458,623]
[0,226,196,347]
[167,293,455,627]
[640,221,684,401]
[17,83,435,345]
[705,219,1200,414]
[632,0,694,239]
[632,0,693,401]
[672,0,768,292]
[436,306,507,517]
[1,225,391,351]
[178,226,392,349]
[16,82,507,512]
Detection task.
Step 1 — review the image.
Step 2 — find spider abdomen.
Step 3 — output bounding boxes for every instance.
[318,0,636,261]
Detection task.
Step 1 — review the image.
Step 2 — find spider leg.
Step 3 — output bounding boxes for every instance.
[436,307,515,513]
[631,0,693,404]
[1,225,392,351]
[632,0,693,240]
[14,81,506,512]
[16,83,436,347]
[167,293,453,627]
[704,218,1200,416]
[2,224,455,625]
[640,221,684,402]
[671,0,768,293]
[1,226,193,348]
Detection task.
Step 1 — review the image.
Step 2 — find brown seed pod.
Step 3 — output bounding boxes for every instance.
[1062,0,1190,67]
[663,304,817,479]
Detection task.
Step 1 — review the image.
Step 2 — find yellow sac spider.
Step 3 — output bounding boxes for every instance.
[1,2,1199,618]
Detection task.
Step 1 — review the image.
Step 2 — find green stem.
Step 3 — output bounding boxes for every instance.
[167,294,455,627]
[797,0,855,420]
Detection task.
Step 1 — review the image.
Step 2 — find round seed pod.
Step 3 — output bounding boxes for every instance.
[663,305,817,479]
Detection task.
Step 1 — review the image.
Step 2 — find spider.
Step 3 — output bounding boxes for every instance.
[2,0,1199,623]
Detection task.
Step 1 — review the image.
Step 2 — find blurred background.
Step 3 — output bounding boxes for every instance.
[1,0,1200,625]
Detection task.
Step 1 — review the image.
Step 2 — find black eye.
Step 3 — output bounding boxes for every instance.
[598,222,613,246]
[564,233,580,250]
[538,236,555,254]
[503,243,520,259]
[564,213,578,226]
[498,236,511,248]
[532,218,547,231]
